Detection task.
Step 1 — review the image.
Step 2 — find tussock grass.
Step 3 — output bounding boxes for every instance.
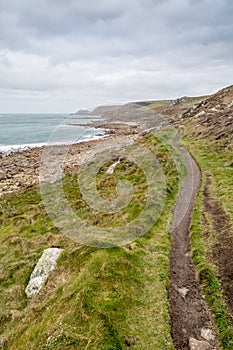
[0,134,180,349]
[184,124,233,349]
[190,178,233,349]
[183,124,233,219]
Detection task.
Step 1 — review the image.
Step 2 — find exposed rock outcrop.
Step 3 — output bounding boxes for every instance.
[0,133,138,197]
[25,248,63,298]
[189,337,213,350]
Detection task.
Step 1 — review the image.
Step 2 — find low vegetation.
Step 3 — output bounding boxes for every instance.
[183,122,233,349]
[2,85,232,349]
[138,100,172,113]
[0,133,181,350]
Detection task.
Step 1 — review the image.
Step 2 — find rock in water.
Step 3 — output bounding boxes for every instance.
[25,248,63,298]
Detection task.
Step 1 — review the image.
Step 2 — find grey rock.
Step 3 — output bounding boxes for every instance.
[189,338,212,350]
[178,287,189,298]
[25,248,63,298]
[201,328,215,342]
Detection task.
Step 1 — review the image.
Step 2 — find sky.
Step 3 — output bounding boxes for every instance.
[0,0,233,113]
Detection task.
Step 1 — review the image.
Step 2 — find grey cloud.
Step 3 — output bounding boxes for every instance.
[0,0,232,112]
[1,0,232,56]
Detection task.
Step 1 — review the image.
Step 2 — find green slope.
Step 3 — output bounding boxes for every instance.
[0,133,181,350]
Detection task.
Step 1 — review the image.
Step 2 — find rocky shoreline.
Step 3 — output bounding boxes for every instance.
[0,122,142,197]
[0,101,160,198]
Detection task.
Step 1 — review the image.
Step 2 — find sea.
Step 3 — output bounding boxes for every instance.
[0,113,105,155]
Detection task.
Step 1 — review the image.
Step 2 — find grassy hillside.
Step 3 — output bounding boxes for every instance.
[0,133,182,350]
[136,100,172,113]
[1,85,232,349]
[179,86,233,348]
[184,131,233,349]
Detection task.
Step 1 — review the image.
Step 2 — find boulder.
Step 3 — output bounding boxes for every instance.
[25,248,63,298]
[189,338,212,350]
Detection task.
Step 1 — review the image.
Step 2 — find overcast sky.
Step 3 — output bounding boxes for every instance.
[0,0,233,113]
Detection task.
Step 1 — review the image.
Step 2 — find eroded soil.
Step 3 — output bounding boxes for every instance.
[203,177,233,314]
[168,132,218,349]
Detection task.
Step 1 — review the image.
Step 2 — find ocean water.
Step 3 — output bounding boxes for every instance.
[0,114,104,154]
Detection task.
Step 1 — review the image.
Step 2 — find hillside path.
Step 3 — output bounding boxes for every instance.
[168,130,219,350]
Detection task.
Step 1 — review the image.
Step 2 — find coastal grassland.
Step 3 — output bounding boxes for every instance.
[183,120,233,218]
[183,122,233,222]
[139,96,208,114]
[138,100,172,112]
[0,133,180,350]
[183,123,233,349]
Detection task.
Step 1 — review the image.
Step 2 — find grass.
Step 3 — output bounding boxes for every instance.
[138,100,172,112]
[183,121,233,219]
[183,122,233,349]
[0,133,182,350]
[190,178,233,349]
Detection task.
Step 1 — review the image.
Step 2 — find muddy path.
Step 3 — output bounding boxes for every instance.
[168,131,218,349]
[203,177,233,315]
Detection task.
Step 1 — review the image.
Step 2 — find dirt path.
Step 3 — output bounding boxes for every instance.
[203,177,233,315]
[168,131,218,349]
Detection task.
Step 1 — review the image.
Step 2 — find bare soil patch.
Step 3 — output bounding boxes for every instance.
[203,177,233,314]
[168,132,218,349]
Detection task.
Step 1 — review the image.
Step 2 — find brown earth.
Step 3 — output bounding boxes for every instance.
[74,86,232,348]
[168,131,218,350]
[203,177,233,314]
[165,85,233,349]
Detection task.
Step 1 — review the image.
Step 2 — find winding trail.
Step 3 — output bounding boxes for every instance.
[168,131,218,349]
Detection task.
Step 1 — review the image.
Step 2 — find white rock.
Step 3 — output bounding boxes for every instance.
[194,111,205,118]
[201,328,215,342]
[189,337,212,350]
[178,287,189,298]
[106,161,120,175]
[25,248,63,298]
